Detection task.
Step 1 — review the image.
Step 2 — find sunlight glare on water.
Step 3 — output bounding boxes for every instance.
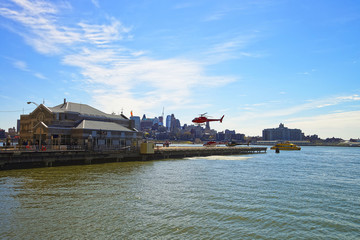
[187,155,253,161]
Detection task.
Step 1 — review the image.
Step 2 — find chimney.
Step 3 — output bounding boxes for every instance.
[64,98,66,104]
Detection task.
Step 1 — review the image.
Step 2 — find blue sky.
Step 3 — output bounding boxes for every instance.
[1,0,360,139]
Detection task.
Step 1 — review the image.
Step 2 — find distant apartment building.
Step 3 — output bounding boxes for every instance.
[217,129,245,142]
[262,123,303,141]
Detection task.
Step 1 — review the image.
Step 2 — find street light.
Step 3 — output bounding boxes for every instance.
[27,101,39,106]
[27,101,41,150]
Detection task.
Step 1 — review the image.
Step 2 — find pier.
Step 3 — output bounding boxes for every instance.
[0,146,267,170]
[152,146,267,159]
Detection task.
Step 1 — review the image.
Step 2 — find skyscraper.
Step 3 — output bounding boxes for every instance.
[166,115,172,131]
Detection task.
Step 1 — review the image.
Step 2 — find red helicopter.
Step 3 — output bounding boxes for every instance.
[192,113,224,125]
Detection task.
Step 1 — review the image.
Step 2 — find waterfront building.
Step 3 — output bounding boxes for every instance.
[20,99,141,149]
[262,123,303,141]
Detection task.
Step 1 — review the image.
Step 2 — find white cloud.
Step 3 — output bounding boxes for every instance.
[0,0,130,54]
[63,49,235,115]
[13,60,28,71]
[220,94,360,137]
[0,0,258,122]
[203,34,262,64]
[78,18,130,44]
[297,69,316,75]
[11,59,46,79]
[34,72,46,79]
[203,7,245,22]
[286,111,360,139]
[220,109,360,139]
[0,0,80,54]
[204,12,226,22]
[1,1,236,115]
[91,0,100,8]
[256,94,360,118]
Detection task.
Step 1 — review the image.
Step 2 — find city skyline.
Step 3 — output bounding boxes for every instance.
[1,0,360,139]
[0,103,357,141]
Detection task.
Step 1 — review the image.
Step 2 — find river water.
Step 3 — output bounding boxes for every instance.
[0,146,359,239]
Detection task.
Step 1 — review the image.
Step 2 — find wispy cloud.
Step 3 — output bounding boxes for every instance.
[297,69,316,75]
[33,72,46,79]
[286,111,360,139]
[222,95,360,138]
[173,2,195,9]
[203,7,245,22]
[204,12,226,22]
[78,18,130,45]
[1,0,235,115]
[0,0,129,54]
[262,94,360,118]
[91,0,100,8]
[227,94,360,125]
[11,58,47,79]
[0,0,79,54]
[13,60,28,71]
[63,49,235,113]
[204,34,262,64]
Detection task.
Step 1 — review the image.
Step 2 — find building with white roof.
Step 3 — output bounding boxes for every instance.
[20,99,141,150]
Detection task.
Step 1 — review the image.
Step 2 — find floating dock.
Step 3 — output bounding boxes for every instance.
[0,146,267,170]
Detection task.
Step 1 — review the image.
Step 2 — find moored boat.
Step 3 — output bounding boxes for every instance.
[270,141,301,150]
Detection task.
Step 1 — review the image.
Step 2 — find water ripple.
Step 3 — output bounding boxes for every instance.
[0,147,359,239]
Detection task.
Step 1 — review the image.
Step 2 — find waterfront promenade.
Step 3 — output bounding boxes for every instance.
[0,146,267,170]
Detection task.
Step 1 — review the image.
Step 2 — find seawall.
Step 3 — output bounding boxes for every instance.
[0,146,267,170]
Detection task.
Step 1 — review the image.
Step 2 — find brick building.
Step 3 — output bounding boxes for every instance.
[20,99,141,149]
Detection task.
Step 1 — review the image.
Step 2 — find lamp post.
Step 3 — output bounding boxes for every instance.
[27,101,39,107]
[27,101,40,150]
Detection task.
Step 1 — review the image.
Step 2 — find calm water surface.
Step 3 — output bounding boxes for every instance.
[1,146,359,239]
